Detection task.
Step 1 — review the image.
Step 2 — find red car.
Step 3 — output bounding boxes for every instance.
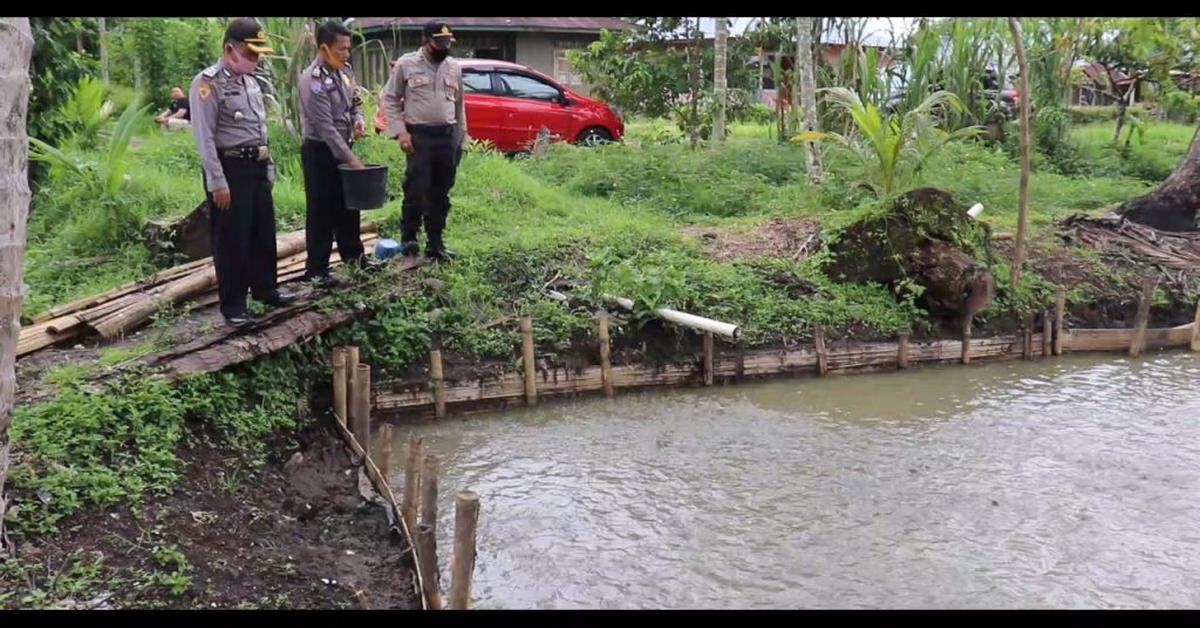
[374,59,623,153]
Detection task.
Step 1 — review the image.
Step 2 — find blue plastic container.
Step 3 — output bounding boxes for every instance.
[374,238,401,261]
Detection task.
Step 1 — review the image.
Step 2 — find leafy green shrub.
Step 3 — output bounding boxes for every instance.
[1031,106,1084,175]
[1159,89,1200,124]
[1065,104,1151,123]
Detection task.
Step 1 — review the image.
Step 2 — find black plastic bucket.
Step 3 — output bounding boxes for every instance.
[338,163,389,211]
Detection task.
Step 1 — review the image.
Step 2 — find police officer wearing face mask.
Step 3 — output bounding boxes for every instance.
[190,17,296,328]
[298,20,367,285]
[381,19,469,262]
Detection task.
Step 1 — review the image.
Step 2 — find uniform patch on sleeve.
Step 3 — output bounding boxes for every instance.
[198,82,212,100]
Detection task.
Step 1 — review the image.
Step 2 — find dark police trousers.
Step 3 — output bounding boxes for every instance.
[204,156,278,319]
[301,139,364,278]
[402,125,460,250]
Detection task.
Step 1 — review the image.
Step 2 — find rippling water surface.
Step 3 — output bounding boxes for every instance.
[383,353,1200,608]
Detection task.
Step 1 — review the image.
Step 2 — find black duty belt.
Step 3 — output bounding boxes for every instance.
[220,145,271,161]
[406,124,453,137]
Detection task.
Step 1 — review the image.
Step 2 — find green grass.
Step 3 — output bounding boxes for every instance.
[1071,120,1194,182]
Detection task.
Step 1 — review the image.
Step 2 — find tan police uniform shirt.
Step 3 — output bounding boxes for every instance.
[381,48,468,148]
[189,60,273,192]
[298,57,364,164]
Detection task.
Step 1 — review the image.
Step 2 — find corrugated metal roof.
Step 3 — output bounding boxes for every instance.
[356,17,632,33]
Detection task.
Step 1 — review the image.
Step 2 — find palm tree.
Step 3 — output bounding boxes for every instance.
[797,87,981,197]
[713,17,728,144]
[0,17,34,556]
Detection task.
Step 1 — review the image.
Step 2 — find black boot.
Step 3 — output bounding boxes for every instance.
[425,235,457,263]
[256,288,299,308]
[400,240,420,257]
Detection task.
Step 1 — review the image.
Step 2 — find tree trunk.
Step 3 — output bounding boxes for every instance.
[792,20,802,140]
[691,17,700,149]
[1118,123,1200,231]
[1060,18,1083,107]
[1112,96,1128,145]
[796,17,823,181]
[0,17,34,556]
[713,17,727,145]
[99,17,109,86]
[1008,17,1031,288]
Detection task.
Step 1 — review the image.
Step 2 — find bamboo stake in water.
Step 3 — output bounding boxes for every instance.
[520,317,538,406]
[430,349,446,419]
[897,330,909,369]
[379,423,393,485]
[1191,298,1200,353]
[598,311,614,397]
[702,331,714,386]
[1023,314,1033,359]
[1042,312,1052,357]
[449,491,481,610]
[1054,287,1066,356]
[402,436,424,535]
[1129,276,1157,358]
[352,364,371,453]
[415,523,443,610]
[813,324,828,376]
[961,315,973,365]
[420,454,439,529]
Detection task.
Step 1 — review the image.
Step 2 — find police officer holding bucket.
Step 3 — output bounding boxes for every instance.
[298,20,368,284]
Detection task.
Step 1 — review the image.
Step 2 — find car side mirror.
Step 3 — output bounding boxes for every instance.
[558,95,575,107]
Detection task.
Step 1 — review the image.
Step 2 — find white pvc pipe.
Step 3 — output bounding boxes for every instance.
[608,295,741,339]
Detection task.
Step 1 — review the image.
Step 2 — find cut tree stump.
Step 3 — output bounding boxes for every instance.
[826,188,997,321]
[142,200,212,262]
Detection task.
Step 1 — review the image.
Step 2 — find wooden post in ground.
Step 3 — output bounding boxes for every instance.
[813,324,828,376]
[415,523,443,610]
[1130,276,1157,358]
[449,491,480,610]
[420,454,439,528]
[402,436,424,534]
[379,423,393,484]
[961,315,973,365]
[520,317,538,406]
[1042,312,1052,357]
[430,349,447,419]
[352,364,371,452]
[345,346,360,428]
[702,331,714,386]
[897,330,910,369]
[597,311,614,397]
[332,347,348,426]
[1054,287,1066,356]
[1192,298,1200,352]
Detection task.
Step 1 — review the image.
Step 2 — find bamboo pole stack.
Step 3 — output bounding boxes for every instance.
[17,223,379,357]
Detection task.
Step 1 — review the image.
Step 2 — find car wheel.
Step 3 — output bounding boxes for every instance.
[577,127,613,147]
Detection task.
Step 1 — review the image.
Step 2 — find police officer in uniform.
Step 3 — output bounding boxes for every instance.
[381,19,469,262]
[298,20,367,284]
[190,18,295,327]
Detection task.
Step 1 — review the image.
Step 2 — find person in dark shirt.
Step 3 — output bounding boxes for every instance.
[156,86,191,130]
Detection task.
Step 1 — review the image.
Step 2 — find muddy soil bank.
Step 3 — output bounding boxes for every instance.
[1,420,420,610]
